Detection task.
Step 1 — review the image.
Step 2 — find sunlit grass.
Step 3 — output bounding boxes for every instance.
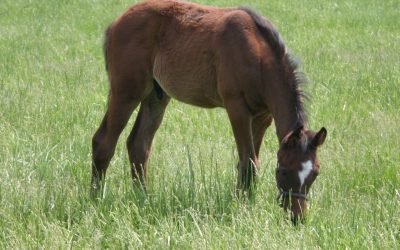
[0,0,399,248]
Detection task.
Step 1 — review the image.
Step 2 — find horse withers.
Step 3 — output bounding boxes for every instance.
[91,0,327,224]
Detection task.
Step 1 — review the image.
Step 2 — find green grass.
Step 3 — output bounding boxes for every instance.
[1,0,399,248]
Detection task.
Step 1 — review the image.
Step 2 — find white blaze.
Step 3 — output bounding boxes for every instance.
[298,160,313,188]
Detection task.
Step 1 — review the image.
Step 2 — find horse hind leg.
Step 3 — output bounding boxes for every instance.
[126,85,170,192]
[91,91,141,197]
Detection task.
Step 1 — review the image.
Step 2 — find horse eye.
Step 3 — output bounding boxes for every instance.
[280,169,288,176]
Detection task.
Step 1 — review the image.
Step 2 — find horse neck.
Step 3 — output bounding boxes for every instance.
[268,83,306,143]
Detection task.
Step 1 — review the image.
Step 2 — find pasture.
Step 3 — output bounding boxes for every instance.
[0,0,399,248]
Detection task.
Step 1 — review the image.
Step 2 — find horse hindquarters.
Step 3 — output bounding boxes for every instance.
[91,12,161,195]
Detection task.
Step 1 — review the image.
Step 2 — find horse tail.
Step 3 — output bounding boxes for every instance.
[103,24,113,105]
[239,7,286,60]
[103,23,113,72]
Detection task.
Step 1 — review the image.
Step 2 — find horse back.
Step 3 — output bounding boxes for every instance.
[105,0,280,111]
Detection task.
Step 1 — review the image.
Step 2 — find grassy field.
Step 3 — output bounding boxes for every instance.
[0,0,399,248]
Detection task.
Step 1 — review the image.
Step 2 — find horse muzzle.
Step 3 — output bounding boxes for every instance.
[277,190,308,225]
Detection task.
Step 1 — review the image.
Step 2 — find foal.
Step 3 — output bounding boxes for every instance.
[91,0,327,222]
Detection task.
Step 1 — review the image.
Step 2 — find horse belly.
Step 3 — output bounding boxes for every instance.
[153,49,222,108]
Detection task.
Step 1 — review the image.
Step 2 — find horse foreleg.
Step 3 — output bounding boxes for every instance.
[226,99,258,197]
[91,94,139,197]
[252,113,273,159]
[127,88,170,192]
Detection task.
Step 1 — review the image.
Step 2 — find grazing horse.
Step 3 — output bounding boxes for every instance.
[91,0,327,223]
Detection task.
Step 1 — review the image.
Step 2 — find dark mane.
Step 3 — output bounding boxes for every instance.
[239,6,308,127]
[239,7,286,58]
[286,54,309,127]
[103,24,113,72]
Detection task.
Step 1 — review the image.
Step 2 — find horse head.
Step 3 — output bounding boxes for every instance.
[276,126,327,224]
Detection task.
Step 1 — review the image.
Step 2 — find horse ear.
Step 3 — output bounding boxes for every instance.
[310,127,327,149]
[281,125,304,148]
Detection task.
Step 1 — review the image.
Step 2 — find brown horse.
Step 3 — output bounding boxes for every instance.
[91,0,327,223]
